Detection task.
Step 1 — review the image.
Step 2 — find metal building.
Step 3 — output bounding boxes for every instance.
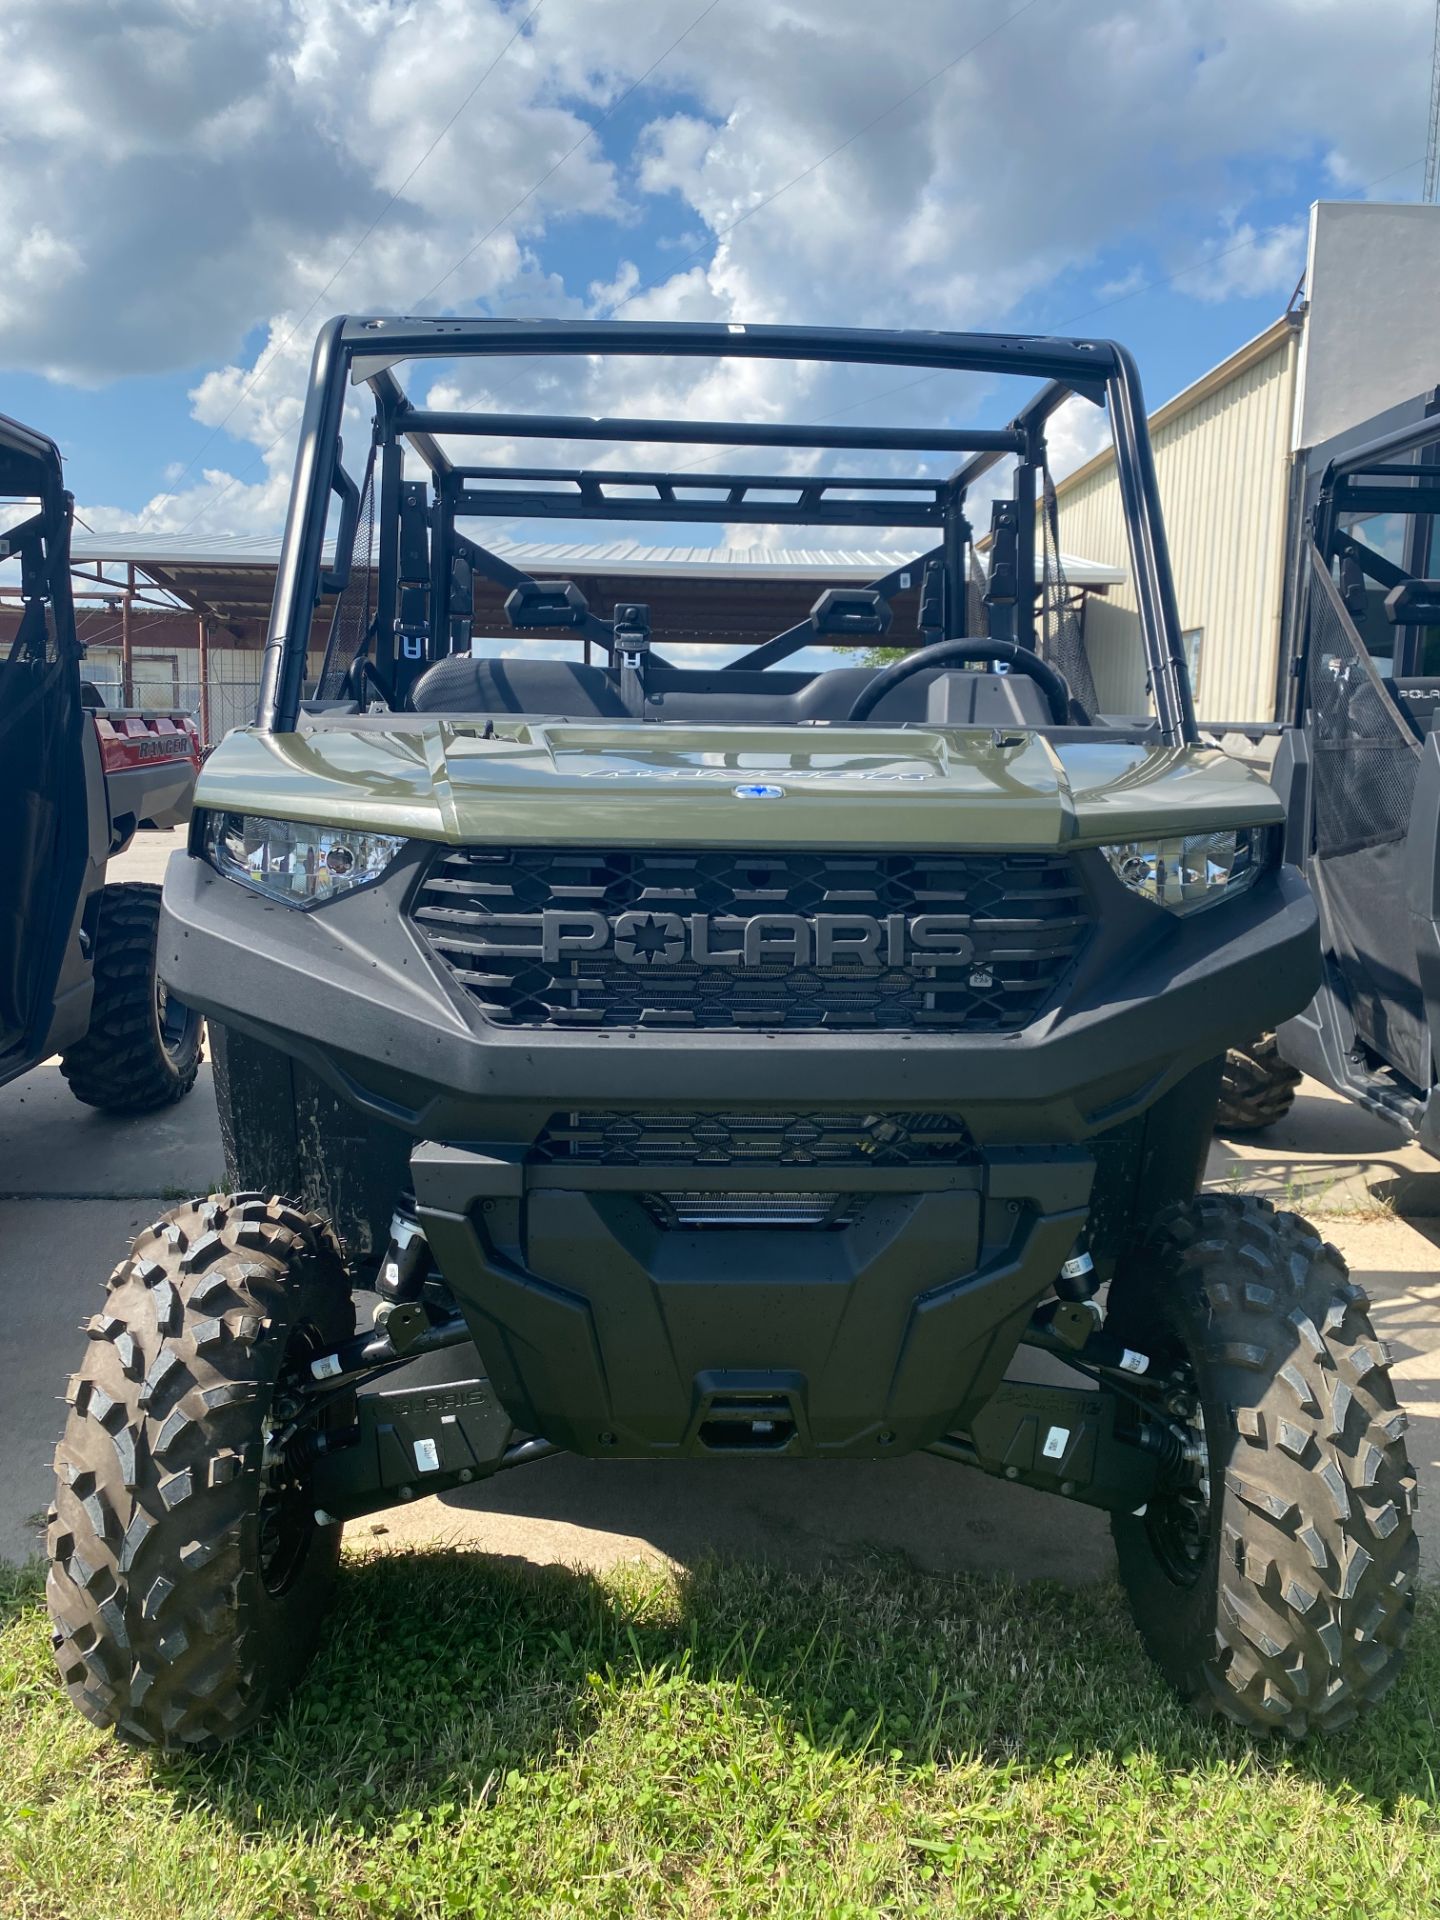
[1054,200,1440,723]
[1057,316,1300,720]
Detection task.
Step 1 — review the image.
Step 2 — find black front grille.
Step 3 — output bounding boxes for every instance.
[530,1110,978,1168]
[410,847,1091,1031]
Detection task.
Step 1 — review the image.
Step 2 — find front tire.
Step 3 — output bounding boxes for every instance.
[47,1195,354,1748]
[1108,1194,1416,1736]
[60,883,204,1113]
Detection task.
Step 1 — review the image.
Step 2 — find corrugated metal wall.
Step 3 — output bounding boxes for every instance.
[1060,325,1298,722]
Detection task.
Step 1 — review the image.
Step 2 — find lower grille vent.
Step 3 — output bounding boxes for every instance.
[642,1191,856,1230]
[530,1109,977,1168]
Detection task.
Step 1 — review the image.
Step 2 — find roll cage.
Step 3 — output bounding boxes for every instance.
[1291,408,1440,714]
[0,414,85,1073]
[0,412,76,663]
[258,317,1197,743]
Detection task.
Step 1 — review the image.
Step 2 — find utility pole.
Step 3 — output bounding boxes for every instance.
[1426,0,1440,202]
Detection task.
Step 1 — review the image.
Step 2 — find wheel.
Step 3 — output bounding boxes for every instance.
[1215,1032,1300,1134]
[46,1195,354,1748]
[60,882,204,1113]
[1108,1193,1417,1737]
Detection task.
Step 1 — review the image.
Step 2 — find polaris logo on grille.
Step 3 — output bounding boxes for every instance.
[413,848,1091,1030]
[518,910,976,969]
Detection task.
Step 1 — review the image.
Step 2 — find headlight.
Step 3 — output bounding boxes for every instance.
[1101,826,1267,915]
[202,812,405,908]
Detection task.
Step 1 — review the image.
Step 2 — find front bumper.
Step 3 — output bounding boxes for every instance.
[160,844,1318,1146]
[409,1139,1093,1457]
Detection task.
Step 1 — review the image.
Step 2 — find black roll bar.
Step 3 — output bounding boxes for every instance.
[1327,411,1440,480]
[401,408,1020,456]
[257,317,348,736]
[1104,345,1195,743]
[341,315,1121,381]
[453,465,948,528]
[258,317,1196,746]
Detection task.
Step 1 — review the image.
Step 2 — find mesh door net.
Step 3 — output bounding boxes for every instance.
[1305,538,1430,1090]
[1039,466,1100,719]
[1307,539,1420,859]
[1,540,85,1054]
[315,442,377,699]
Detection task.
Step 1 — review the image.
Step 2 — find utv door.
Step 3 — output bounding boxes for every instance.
[0,420,87,1082]
[1302,541,1431,1092]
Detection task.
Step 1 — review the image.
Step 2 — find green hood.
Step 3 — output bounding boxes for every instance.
[196,721,1283,851]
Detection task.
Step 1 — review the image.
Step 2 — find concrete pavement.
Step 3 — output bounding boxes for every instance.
[1,824,1435,1586]
[0,829,223,1560]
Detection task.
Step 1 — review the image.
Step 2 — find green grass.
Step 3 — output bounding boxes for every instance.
[2,1549,1437,1919]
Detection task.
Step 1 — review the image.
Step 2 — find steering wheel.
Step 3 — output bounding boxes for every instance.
[845,637,1076,726]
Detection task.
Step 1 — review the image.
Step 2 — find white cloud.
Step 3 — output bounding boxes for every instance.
[1044,394,1114,482]
[1176,218,1307,304]
[587,259,639,314]
[0,0,1425,534]
[0,224,84,362]
[1096,265,1147,301]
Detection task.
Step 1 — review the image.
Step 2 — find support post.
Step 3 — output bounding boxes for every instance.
[941,494,970,639]
[197,612,211,748]
[121,563,134,707]
[1013,458,1037,656]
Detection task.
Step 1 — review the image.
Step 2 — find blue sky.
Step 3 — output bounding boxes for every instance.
[0,0,1432,539]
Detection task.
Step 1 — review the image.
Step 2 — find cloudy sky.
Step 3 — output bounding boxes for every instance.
[0,0,1432,545]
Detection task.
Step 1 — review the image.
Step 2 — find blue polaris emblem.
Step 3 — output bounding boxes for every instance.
[733,782,785,799]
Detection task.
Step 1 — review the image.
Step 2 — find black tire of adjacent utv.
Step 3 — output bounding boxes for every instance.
[1108,1194,1417,1737]
[1215,1032,1301,1134]
[59,883,204,1113]
[47,1195,354,1749]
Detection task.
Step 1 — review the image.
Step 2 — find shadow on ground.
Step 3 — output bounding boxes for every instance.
[66,1546,1427,1844]
[405,1440,1115,1585]
[1210,1086,1440,1214]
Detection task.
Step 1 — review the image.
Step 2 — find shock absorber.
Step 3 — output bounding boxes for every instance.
[285,1424,361,1472]
[1055,1236,1098,1303]
[376,1201,428,1302]
[1027,1234,1155,1379]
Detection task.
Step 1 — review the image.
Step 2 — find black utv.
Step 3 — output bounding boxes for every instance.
[1218,403,1440,1141]
[46,319,1415,1750]
[1,412,203,1112]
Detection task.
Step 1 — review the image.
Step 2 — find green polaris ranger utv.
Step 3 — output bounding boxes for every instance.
[1216,401,1440,1144]
[1,411,204,1113]
[48,318,1416,1749]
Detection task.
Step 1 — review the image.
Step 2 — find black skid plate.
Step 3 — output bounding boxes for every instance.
[309,1375,514,1521]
